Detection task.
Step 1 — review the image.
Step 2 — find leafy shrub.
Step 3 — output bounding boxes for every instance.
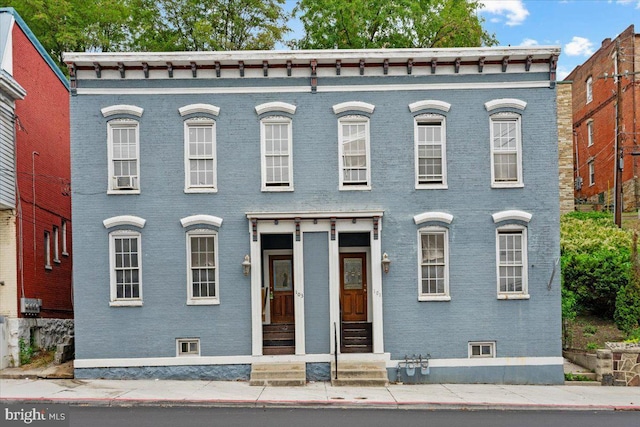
[586,342,599,351]
[614,232,640,334]
[582,325,597,335]
[561,212,632,318]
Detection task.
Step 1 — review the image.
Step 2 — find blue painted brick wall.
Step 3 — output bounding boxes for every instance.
[71,72,561,361]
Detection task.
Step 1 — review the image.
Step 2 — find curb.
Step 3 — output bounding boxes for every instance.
[2,397,639,411]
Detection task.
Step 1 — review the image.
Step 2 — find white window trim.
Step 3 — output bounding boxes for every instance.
[587,120,594,147]
[414,114,447,189]
[109,230,143,307]
[468,341,496,358]
[417,227,451,302]
[61,220,69,256]
[186,229,220,305]
[107,119,141,195]
[495,224,529,300]
[53,226,60,263]
[260,116,294,192]
[490,112,523,188]
[44,231,52,270]
[176,338,201,356]
[586,76,593,104]
[588,160,595,186]
[338,115,372,190]
[184,118,217,193]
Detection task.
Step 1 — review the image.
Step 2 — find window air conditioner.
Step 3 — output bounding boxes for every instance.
[113,175,138,190]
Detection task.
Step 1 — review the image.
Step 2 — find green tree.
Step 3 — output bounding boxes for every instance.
[130,0,290,51]
[292,0,497,49]
[7,0,134,69]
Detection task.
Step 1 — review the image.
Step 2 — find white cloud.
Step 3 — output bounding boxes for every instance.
[611,0,640,8]
[478,0,530,26]
[564,36,595,57]
[557,65,570,81]
[520,38,539,47]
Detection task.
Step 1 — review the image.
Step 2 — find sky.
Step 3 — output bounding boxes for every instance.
[281,0,640,80]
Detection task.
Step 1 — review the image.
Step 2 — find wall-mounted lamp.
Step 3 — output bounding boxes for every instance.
[381,252,391,274]
[242,255,251,276]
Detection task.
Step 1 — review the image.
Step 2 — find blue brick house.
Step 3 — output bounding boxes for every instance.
[64,47,563,384]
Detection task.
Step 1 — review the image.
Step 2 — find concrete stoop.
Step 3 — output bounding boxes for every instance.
[249,362,306,386]
[330,360,389,387]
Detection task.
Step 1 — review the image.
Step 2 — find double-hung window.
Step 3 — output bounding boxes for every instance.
[260,117,293,191]
[339,116,371,189]
[588,160,595,186]
[185,119,216,192]
[44,231,52,270]
[187,230,219,305]
[108,120,140,193]
[109,230,142,306]
[587,120,594,147]
[586,76,593,104]
[418,227,450,301]
[490,113,523,187]
[415,114,447,188]
[496,225,528,299]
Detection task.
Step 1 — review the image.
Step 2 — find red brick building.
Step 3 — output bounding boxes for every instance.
[0,8,73,367]
[567,25,640,213]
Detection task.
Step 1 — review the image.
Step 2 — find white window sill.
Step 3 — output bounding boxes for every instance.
[62,252,69,257]
[54,259,61,264]
[339,185,371,191]
[107,189,141,195]
[109,300,143,307]
[185,187,217,194]
[261,186,294,192]
[416,184,448,190]
[491,183,524,189]
[418,295,451,302]
[187,299,220,306]
[177,353,201,357]
[497,293,530,300]
[45,265,52,271]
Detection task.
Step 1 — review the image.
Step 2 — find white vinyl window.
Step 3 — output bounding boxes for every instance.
[496,225,529,299]
[260,117,293,191]
[586,76,593,104]
[415,114,447,188]
[187,230,219,305]
[61,220,68,256]
[177,338,200,356]
[418,228,450,301]
[588,160,595,186]
[107,119,140,193]
[53,226,60,263]
[44,231,52,270]
[587,120,594,147]
[109,230,142,306]
[185,119,216,192]
[469,342,495,358]
[490,113,523,187]
[339,116,371,190]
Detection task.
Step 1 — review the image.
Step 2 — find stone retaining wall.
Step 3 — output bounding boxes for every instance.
[5,318,74,367]
[596,343,640,386]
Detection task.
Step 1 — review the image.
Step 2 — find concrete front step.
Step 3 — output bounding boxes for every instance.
[330,360,389,387]
[249,362,306,386]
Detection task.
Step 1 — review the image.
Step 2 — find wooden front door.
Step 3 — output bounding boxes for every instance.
[269,254,294,323]
[340,253,367,322]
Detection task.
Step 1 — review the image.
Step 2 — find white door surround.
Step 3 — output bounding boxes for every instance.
[247,211,385,357]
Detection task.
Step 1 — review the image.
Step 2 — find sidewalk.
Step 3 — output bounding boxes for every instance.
[2,376,639,411]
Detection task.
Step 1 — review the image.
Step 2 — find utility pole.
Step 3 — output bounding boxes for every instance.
[614,39,623,227]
